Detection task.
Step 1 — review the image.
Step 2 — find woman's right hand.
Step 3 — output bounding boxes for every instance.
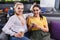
[14,33,20,38]
[14,32,24,38]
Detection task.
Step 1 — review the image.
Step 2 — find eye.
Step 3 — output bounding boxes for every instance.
[33,10,39,11]
[18,8,24,9]
[18,8,20,9]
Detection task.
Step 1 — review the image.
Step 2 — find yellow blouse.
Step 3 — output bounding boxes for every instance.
[27,16,48,30]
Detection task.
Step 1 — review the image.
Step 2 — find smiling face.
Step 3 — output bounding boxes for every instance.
[14,3,24,15]
[33,6,41,16]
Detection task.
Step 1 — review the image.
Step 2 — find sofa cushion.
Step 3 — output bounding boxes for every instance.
[50,20,60,39]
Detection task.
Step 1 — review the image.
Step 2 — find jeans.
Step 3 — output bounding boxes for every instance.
[10,36,30,40]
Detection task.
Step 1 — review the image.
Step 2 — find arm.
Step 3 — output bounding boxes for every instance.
[41,17,49,32]
[2,17,15,36]
[30,2,37,11]
[27,17,33,30]
[39,24,49,32]
[36,17,49,32]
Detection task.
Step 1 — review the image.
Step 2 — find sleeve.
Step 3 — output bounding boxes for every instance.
[27,18,31,27]
[24,24,28,33]
[43,16,48,26]
[2,17,15,36]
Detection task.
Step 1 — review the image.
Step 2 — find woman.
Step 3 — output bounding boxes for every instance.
[2,2,30,40]
[27,5,51,40]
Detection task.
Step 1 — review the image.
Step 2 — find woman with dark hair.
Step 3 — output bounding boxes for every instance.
[27,5,51,40]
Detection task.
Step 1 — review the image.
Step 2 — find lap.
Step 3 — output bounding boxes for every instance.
[29,30,51,40]
[10,36,30,40]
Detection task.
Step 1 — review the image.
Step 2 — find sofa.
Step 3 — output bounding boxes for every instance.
[0,13,60,40]
[47,17,60,40]
[49,20,60,40]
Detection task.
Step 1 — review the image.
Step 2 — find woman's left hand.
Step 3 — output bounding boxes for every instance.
[32,23,41,29]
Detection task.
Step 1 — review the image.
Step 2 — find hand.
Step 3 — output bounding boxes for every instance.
[18,32,24,37]
[14,33,21,38]
[31,23,39,28]
[33,2,37,5]
[27,15,32,19]
[32,23,42,29]
[14,32,24,38]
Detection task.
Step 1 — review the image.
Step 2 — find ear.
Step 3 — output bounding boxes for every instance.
[14,8,16,12]
[39,9,41,12]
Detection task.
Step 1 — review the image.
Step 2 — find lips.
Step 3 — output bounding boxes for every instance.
[18,11,21,12]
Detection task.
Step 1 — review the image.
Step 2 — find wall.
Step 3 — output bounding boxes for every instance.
[55,0,60,10]
[0,4,14,9]
[40,0,55,7]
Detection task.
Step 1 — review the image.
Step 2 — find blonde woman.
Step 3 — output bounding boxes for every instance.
[2,2,30,40]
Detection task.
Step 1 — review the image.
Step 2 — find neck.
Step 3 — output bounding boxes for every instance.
[34,14,40,18]
[16,14,23,18]
[18,14,23,16]
[16,13,23,16]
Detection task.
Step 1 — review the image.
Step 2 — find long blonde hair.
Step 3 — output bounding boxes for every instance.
[14,2,24,9]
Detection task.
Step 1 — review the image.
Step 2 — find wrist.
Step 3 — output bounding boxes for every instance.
[40,27,43,30]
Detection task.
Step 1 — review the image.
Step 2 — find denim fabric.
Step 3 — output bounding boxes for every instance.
[10,36,30,40]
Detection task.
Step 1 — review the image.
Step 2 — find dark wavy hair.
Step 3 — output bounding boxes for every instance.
[33,4,43,20]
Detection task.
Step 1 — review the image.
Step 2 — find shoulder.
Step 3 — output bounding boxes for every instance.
[43,16,47,20]
[43,16,46,18]
[9,15,16,19]
[26,16,33,22]
[27,16,34,20]
[8,15,16,21]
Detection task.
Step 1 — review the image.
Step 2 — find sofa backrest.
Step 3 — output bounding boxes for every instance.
[49,20,60,39]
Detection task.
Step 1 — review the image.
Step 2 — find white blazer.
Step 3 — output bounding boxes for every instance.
[2,15,27,36]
